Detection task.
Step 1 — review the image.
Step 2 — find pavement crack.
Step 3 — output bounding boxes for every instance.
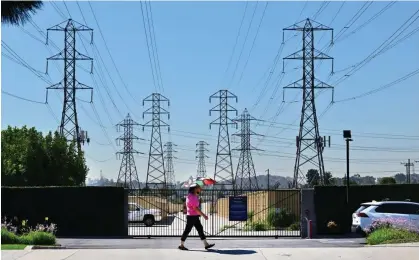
[259,248,269,260]
[60,250,79,260]
[12,251,33,260]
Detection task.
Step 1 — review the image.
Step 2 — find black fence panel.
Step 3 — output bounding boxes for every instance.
[1,186,127,237]
[127,188,301,238]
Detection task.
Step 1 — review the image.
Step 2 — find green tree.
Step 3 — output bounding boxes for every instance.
[343,178,359,186]
[1,1,43,26]
[324,172,334,185]
[306,169,319,187]
[379,177,397,185]
[305,169,334,187]
[394,173,406,184]
[1,126,88,186]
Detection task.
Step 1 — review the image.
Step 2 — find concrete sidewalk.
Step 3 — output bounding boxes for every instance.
[2,247,419,260]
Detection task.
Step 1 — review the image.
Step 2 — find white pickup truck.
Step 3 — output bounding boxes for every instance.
[128,202,162,227]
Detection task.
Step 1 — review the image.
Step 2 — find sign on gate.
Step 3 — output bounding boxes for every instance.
[228,196,247,221]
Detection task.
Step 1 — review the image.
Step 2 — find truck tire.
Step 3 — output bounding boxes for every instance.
[143,215,155,227]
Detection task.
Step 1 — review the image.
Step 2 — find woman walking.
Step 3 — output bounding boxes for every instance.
[179,183,215,250]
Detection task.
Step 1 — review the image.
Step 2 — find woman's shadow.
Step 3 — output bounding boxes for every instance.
[190,249,257,255]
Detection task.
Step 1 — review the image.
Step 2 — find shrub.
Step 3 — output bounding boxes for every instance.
[367,227,419,245]
[364,217,419,235]
[1,228,20,244]
[1,216,57,235]
[1,228,56,245]
[266,208,294,228]
[21,231,56,245]
[287,222,300,231]
[0,216,57,245]
[243,220,269,231]
[247,211,254,222]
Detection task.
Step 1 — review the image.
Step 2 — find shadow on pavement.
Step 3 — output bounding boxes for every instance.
[188,249,257,255]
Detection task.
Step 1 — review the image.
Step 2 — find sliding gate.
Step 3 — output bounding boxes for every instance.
[127,188,301,238]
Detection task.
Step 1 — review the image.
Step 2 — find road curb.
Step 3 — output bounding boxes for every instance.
[369,243,419,247]
[31,244,66,250]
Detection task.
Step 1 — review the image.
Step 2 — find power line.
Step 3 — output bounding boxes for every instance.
[334,68,419,103]
[87,1,141,105]
[1,90,45,104]
[235,2,269,88]
[222,1,249,86]
[228,1,260,88]
[333,9,419,87]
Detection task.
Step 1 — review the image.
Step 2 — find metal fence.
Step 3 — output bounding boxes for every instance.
[127,188,301,238]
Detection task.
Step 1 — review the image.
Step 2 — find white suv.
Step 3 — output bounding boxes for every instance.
[352,200,419,235]
[128,203,162,227]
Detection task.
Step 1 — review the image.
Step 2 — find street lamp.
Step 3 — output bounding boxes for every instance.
[343,130,353,205]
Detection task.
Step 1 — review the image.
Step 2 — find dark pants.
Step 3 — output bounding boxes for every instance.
[181,215,206,241]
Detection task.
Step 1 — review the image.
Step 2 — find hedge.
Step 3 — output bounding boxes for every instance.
[314,184,419,235]
[1,186,128,237]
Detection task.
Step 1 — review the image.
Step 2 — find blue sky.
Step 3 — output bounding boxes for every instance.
[2,1,419,183]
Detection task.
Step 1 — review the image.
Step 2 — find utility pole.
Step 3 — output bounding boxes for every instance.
[143,93,170,189]
[233,108,262,192]
[116,113,143,189]
[196,141,210,178]
[164,142,177,188]
[401,159,415,184]
[266,169,270,190]
[46,19,93,152]
[343,130,353,204]
[282,18,334,188]
[210,90,238,190]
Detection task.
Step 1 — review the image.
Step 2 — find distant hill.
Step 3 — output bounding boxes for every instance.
[87,173,418,188]
[86,174,293,189]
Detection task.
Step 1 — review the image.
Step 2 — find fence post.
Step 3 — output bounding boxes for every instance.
[124,188,129,236]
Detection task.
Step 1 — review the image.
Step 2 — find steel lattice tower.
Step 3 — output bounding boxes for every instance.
[143,93,170,189]
[233,108,262,191]
[196,141,210,178]
[115,114,143,189]
[209,90,238,189]
[45,19,94,152]
[164,142,177,188]
[282,19,334,188]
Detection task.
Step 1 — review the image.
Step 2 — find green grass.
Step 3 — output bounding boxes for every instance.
[367,228,419,245]
[1,244,27,250]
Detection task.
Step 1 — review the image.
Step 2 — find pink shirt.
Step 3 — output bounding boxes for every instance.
[186,193,200,216]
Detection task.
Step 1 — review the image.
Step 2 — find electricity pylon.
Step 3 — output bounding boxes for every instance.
[143,93,170,189]
[164,142,177,188]
[282,18,334,188]
[401,159,415,184]
[116,113,143,189]
[45,19,94,152]
[209,90,238,190]
[233,108,262,191]
[196,141,210,178]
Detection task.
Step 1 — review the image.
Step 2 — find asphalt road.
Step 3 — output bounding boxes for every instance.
[57,237,366,249]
